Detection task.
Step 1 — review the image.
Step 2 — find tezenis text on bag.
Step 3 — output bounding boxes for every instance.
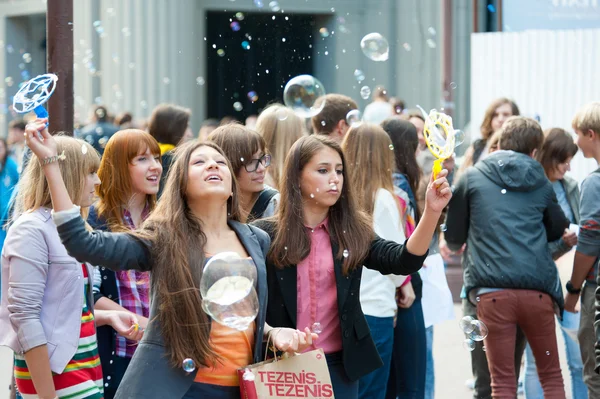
[257,370,334,397]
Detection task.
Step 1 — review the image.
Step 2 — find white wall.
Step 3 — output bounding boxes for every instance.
[470,29,600,183]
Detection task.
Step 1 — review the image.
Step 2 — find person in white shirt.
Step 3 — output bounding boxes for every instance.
[363,86,394,125]
[341,123,409,399]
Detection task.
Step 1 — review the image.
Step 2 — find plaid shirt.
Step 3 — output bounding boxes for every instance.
[114,206,151,358]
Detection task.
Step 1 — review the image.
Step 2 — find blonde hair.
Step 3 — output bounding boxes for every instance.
[255,104,304,189]
[572,102,600,135]
[14,135,100,219]
[341,123,396,214]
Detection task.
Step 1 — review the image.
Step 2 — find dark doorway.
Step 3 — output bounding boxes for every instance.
[205,11,315,122]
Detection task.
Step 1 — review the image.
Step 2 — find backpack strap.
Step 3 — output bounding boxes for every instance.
[247,187,278,223]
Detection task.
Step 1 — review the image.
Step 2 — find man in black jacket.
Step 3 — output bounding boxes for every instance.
[445,116,569,398]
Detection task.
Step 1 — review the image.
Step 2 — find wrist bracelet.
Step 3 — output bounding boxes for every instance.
[40,151,66,166]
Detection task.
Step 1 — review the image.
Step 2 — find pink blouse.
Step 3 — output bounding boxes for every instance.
[296,218,343,354]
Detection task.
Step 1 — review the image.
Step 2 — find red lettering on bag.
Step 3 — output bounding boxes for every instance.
[322,384,334,397]
[305,372,316,384]
[258,371,267,383]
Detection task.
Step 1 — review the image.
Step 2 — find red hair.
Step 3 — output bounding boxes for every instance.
[95,129,161,232]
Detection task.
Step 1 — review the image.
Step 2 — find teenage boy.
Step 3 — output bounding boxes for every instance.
[445,116,569,398]
[564,102,600,396]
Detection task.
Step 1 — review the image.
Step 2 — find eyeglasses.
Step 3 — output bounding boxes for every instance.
[244,154,271,173]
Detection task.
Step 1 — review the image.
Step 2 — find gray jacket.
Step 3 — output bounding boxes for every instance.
[55,212,270,399]
[0,208,95,374]
[445,151,569,311]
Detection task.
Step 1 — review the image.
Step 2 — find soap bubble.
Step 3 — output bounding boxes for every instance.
[428,27,437,36]
[467,320,489,341]
[4,77,13,87]
[319,27,330,38]
[353,69,365,83]
[450,82,458,90]
[342,249,349,258]
[254,0,264,8]
[346,109,362,127]
[501,189,507,195]
[487,4,496,13]
[360,33,389,62]
[276,107,288,121]
[182,358,196,373]
[196,76,205,86]
[311,322,323,334]
[163,77,171,85]
[283,75,326,118]
[230,21,241,32]
[440,224,447,232]
[426,39,437,48]
[233,102,243,111]
[241,41,251,50]
[22,53,32,63]
[463,338,476,351]
[403,43,412,51]
[360,86,371,100]
[200,252,259,331]
[247,91,258,102]
[236,12,245,20]
[217,49,226,57]
[459,316,475,334]
[454,130,465,147]
[269,1,280,11]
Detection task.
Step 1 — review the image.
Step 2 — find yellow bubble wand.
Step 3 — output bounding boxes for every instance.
[417,106,462,179]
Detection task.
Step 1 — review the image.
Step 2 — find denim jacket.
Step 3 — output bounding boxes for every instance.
[0,207,95,374]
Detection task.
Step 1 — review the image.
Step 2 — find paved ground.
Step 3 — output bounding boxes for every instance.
[0,252,577,398]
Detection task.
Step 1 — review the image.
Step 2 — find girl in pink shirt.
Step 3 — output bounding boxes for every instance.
[254,135,452,398]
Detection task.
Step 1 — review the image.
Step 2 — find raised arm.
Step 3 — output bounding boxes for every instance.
[25,119,152,271]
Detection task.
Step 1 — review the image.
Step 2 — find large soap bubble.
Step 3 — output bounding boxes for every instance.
[360,33,389,62]
[283,75,326,118]
[200,252,258,331]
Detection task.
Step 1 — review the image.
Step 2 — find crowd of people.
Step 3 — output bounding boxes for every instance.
[0,87,598,399]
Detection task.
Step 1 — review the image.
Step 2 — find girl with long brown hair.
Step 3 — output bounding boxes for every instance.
[208,124,279,223]
[341,124,410,399]
[254,134,452,398]
[458,98,520,174]
[89,129,162,398]
[24,118,315,399]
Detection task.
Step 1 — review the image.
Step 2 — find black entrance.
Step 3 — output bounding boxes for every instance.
[205,11,315,121]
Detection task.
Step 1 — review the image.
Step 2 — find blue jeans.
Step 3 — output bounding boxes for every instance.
[524,310,587,399]
[359,316,394,399]
[425,326,434,399]
[386,299,427,399]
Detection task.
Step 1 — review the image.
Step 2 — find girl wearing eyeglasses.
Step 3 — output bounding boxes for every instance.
[208,124,279,223]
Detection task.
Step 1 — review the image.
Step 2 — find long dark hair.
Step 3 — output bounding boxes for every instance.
[269,135,373,275]
[137,140,240,369]
[380,118,421,196]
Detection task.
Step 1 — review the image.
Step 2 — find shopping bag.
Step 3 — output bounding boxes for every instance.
[238,347,334,399]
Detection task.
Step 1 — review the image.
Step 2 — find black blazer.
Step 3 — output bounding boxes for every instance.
[253,219,427,382]
[57,214,270,399]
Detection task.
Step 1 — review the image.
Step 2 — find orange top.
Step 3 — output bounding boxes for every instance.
[194,320,255,386]
[195,253,256,386]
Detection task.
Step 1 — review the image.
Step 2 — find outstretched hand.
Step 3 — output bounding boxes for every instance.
[271,327,318,354]
[24,118,57,161]
[425,169,452,214]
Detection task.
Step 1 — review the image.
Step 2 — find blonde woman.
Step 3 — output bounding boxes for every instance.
[0,135,140,399]
[255,104,304,189]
